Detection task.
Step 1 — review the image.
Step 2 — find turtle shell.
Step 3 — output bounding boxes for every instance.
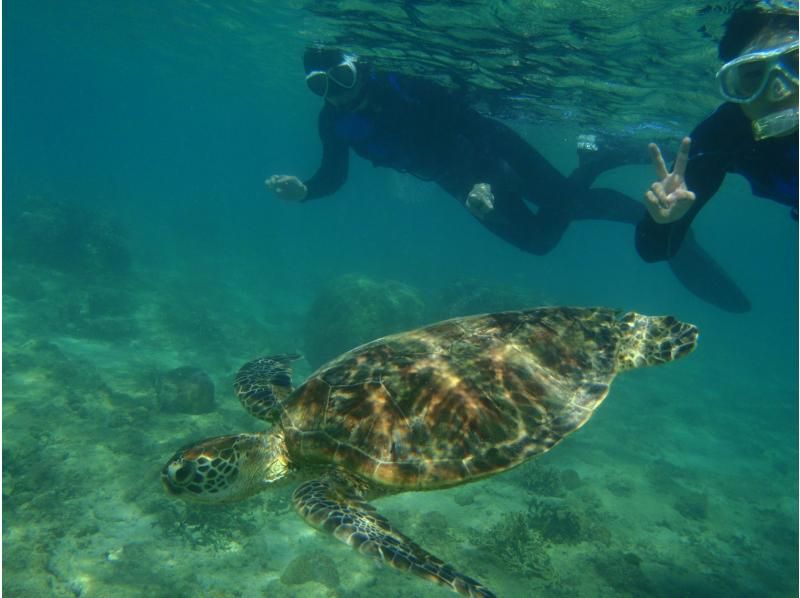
[278,307,672,489]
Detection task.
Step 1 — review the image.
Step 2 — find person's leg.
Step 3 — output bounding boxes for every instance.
[479,189,572,255]
[473,120,647,221]
[465,116,571,209]
[668,230,752,313]
[441,119,748,309]
[570,187,644,225]
[439,171,571,256]
[437,125,575,255]
[569,133,672,189]
[552,184,751,312]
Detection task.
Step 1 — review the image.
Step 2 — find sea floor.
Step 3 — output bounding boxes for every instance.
[3,260,797,597]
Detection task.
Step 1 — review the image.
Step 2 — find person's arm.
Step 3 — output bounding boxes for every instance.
[635,109,730,262]
[266,108,349,202]
[303,109,349,200]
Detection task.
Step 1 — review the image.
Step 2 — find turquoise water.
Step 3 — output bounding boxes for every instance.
[4,2,797,597]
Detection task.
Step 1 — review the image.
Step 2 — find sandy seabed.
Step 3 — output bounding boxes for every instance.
[3,261,797,598]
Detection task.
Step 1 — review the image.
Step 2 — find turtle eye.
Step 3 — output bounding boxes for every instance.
[169,461,196,486]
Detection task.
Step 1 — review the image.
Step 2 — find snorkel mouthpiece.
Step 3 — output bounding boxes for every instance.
[752,106,799,139]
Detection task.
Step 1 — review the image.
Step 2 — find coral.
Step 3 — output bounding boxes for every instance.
[473,512,553,578]
[526,499,585,545]
[526,497,610,546]
[154,501,259,552]
[303,274,426,367]
[512,463,581,497]
[281,550,340,588]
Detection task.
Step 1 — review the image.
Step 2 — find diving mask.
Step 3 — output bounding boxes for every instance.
[717,39,799,103]
[305,55,358,98]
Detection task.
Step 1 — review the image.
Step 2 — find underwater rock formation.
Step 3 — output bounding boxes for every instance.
[303,274,426,368]
[431,278,544,320]
[156,366,216,414]
[5,264,139,340]
[5,194,131,279]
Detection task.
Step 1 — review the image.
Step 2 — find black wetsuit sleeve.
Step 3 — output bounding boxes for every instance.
[635,108,730,262]
[303,108,349,200]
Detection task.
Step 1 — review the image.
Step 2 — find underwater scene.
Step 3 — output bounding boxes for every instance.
[3,1,798,597]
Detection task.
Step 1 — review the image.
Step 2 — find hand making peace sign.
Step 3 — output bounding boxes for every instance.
[644,137,696,224]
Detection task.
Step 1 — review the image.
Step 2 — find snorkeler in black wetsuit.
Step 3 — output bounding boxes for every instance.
[268,46,643,255]
[267,46,750,311]
[637,6,798,263]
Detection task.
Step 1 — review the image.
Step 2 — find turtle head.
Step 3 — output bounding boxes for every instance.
[161,431,289,503]
[615,312,699,371]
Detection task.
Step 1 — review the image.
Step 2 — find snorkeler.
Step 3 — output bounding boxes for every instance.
[266,46,647,255]
[637,4,798,262]
[266,45,751,311]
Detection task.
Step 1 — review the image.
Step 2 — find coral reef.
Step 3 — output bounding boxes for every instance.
[473,512,553,578]
[303,274,426,367]
[527,499,585,545]
[526,497,612,546]
[511,463,582,497]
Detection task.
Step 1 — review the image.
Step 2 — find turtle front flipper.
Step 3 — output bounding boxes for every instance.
[293,472,496,598]
[234,354,301,422]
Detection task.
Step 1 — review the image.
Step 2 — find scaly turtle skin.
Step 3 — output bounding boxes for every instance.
[162,306,698,597]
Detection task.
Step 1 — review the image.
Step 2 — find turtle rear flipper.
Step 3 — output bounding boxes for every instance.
[234,354,301,422]
[293,473,496,598]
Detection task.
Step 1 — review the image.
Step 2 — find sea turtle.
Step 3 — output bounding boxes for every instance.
[162,306,698,597]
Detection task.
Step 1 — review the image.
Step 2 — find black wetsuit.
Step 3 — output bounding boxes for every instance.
[298,69,752,311]
[304,69,642,255]
[636,102,799,262]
